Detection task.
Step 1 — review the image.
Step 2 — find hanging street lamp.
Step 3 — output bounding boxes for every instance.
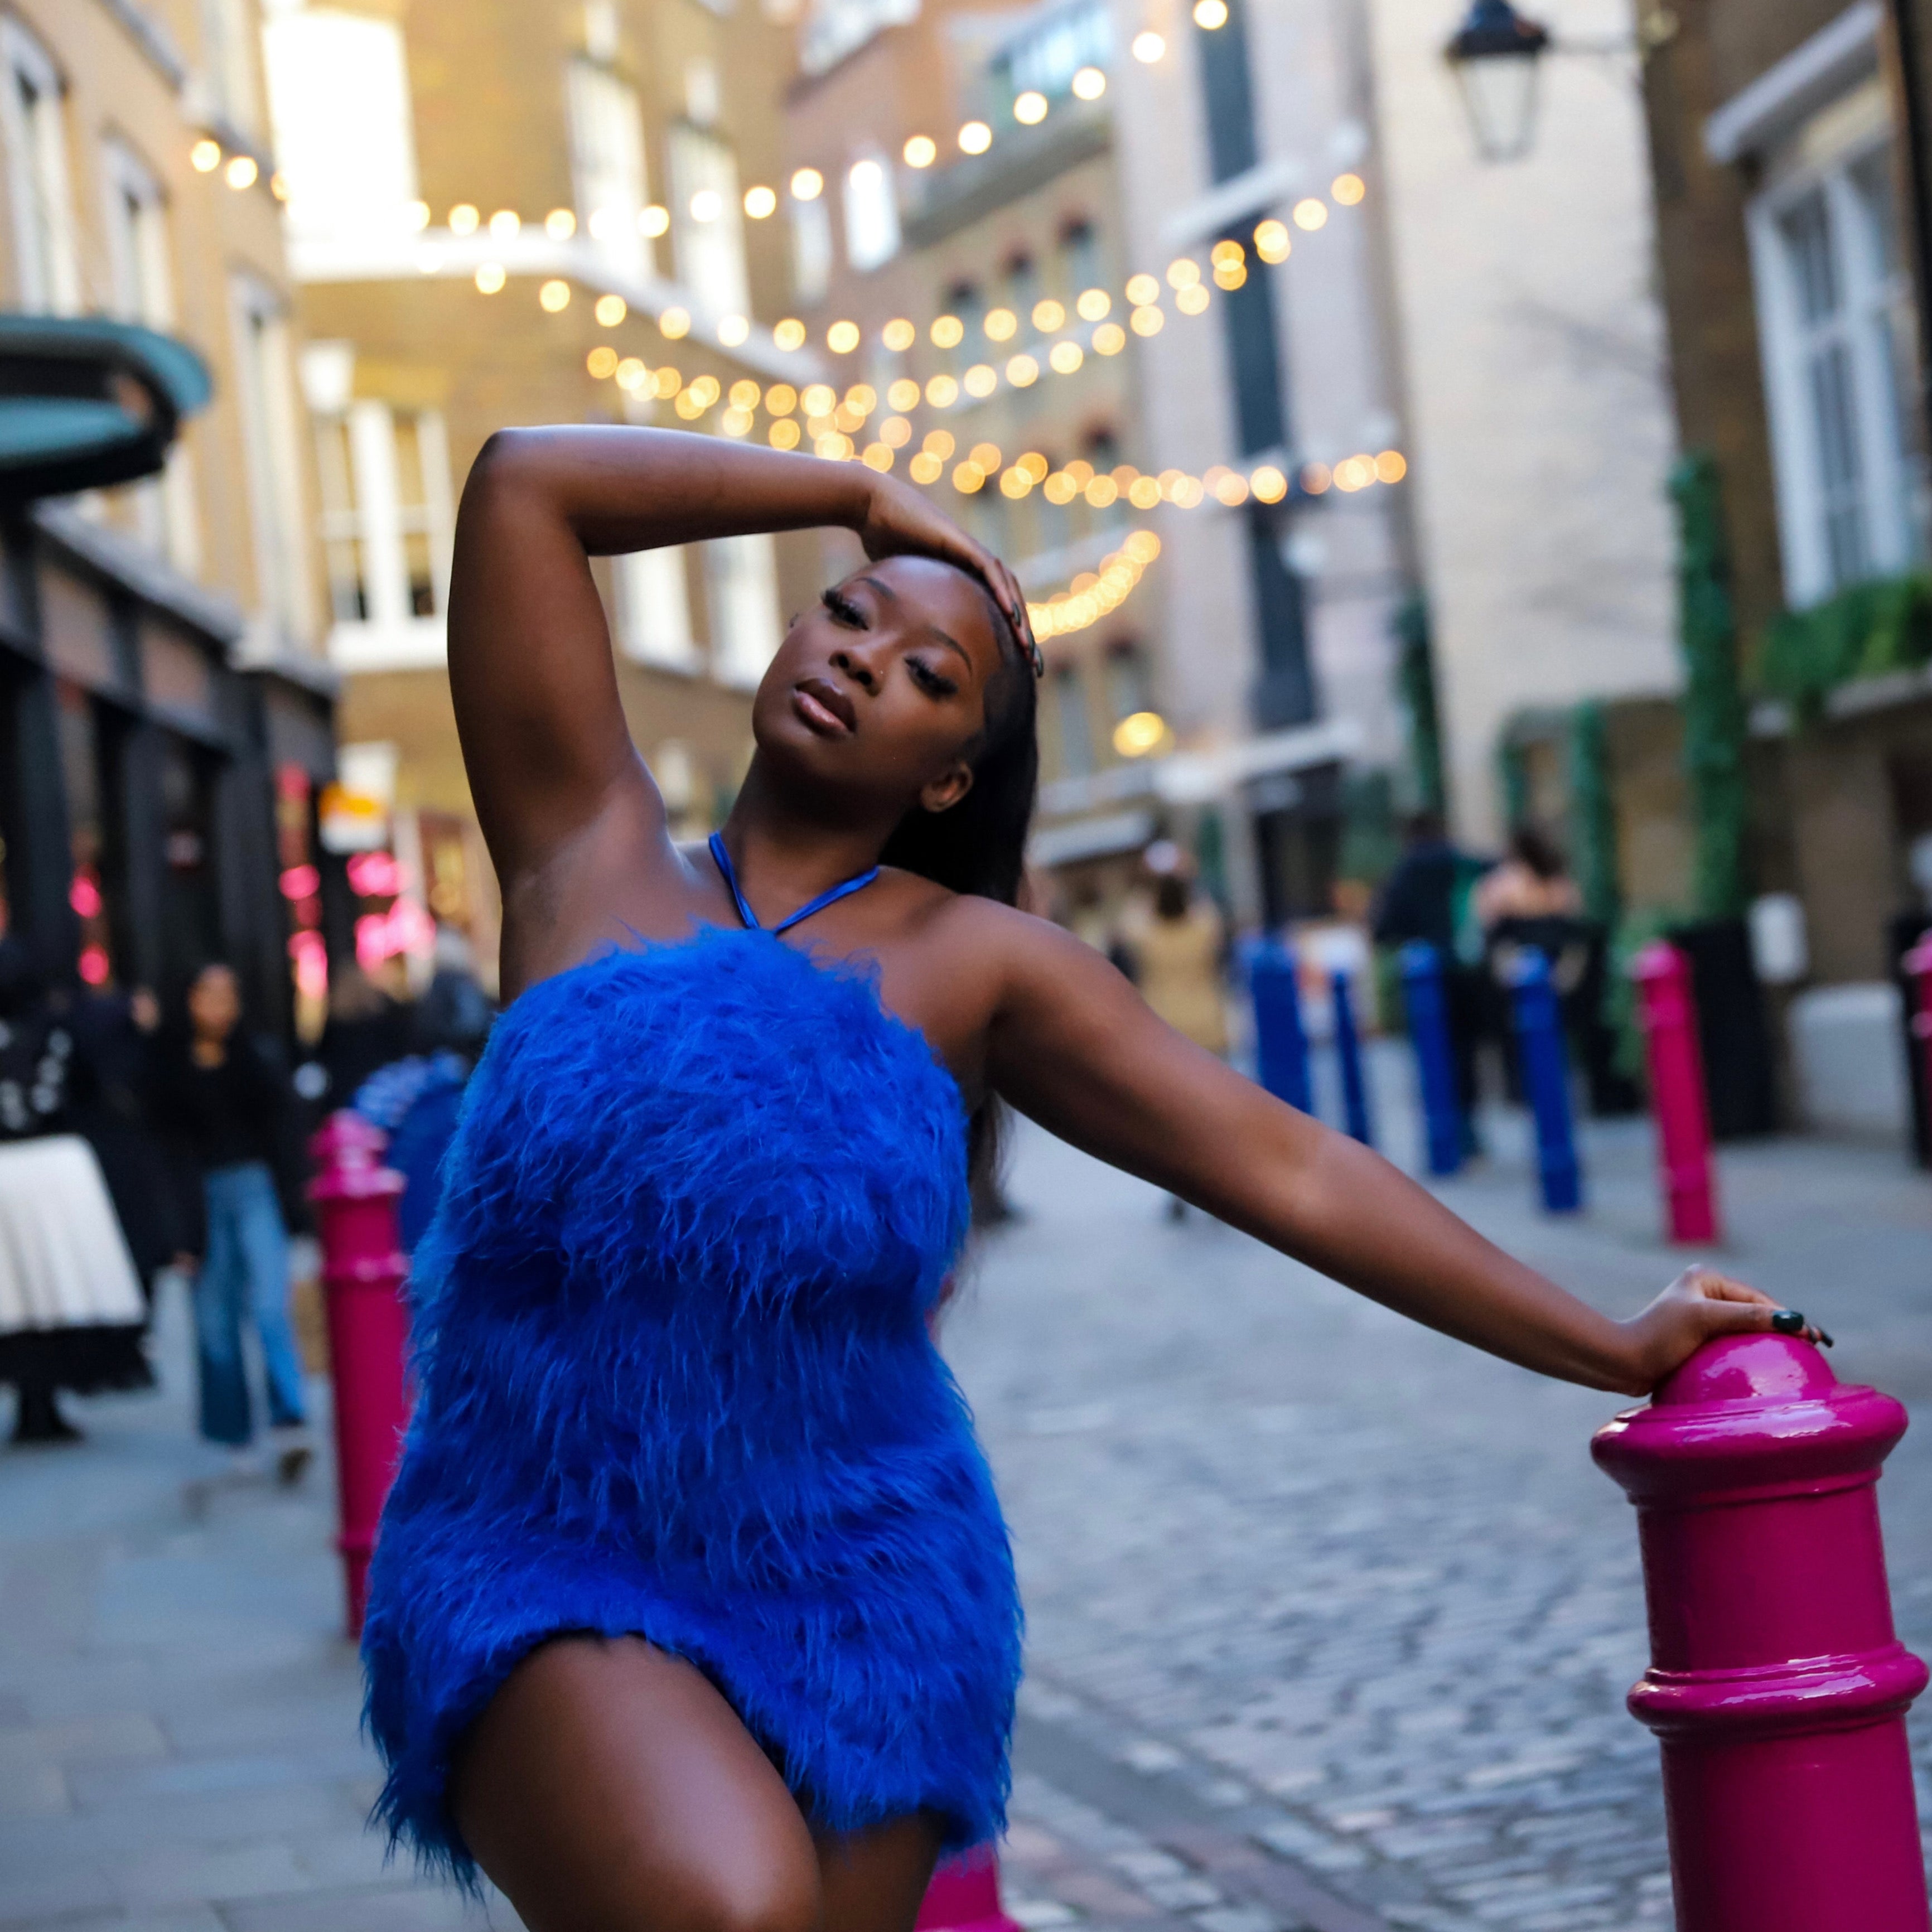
[1442,0,1552,162]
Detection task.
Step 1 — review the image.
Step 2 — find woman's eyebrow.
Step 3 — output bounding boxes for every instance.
[922,626,972,668]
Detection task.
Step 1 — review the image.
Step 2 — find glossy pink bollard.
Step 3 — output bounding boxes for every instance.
[308,1111,410,1639]
[1632,941,1721,1244]
[1592,1335,1930,1932]
[916,1846,1023,1932]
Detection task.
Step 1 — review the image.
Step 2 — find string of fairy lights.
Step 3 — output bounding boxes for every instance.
[185,70,1400,642]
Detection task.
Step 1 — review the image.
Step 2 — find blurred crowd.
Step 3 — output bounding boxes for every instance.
[0,928,492,1456]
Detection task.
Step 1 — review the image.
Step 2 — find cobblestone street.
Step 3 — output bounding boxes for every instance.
[1,1057,1929,1930]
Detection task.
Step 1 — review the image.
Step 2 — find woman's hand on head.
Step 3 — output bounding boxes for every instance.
[1615,1266,1823,1394]
[854,474,1035,662]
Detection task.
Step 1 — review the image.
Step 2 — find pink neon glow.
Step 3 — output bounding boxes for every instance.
[347,850,403,899]
[78,944,110,986]
[355,896,436,970]
[280,863,321,900]
[69,873,102,920]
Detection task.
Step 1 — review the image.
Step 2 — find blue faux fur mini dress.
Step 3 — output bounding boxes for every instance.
[360,932,1022,1880]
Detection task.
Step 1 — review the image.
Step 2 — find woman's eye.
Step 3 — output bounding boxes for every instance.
[909,659,958,698]
[822,590,864,626]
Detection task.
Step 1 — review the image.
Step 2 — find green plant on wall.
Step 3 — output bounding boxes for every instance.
[1392,593,1446,817]
[1669,452,1751,920]
[1566,701,1620,928]
[1496,736,1530,834]
[1754,573,1932,721]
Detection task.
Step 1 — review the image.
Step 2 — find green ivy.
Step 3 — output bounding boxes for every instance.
[1392,593,1446,817]
[1669,453,1751,921]
[1566,701,1620,929]
[1605,905,1685,1085]
[1754,572,1932,723]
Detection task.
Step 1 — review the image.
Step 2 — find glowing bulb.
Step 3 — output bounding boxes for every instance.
[1013,90,1048,124]
[882,317,916,351]
[1129,477,1161,508]
[1049,340,1084,374]
[924,430,956,458]
[863,443,894,472]
[1167,257,1200,289]
[771,419,801,449]
[999,466,1033,498]
[904,134,938,168]
[474,263,506,293]
[827,320,861,352]
[731,379,762,408]
[964,364,998,398]
[887,377,921,410]
[1376,449,1408,482]
[660,307,691,339]
[790,167,824,200]
[926,374,959,407]
[953,461,986,493]
[802,384,836,414]
[1300,462,1331,494]
[1254,219,1290,263]
[983,307,1018,342]
[766,384,798,414]
[743,185,777,219]
[191,138,221,172]
[1194,0,1228,25]
[546,207,576,238]
[225,154,257,189]
[1293,197,1327,230]
[1006,354,1040,387]
[407,200,432,231]
[1250,466,1287,503]
[881,417,912,447]
[489,209,520,239]
[717,314,750,346]
[959,119,993,154]
[774,317,807,350]
[1093,322,1127,355]
[450,204,480,234]
[1071,66,1106,100]
[653,368,682,398]
[1126,273,1160,305]
[1332,172,1365,205]
[970,442,1003,471]
[910,452,943,484]
[1114,711,1167,757]
[1176,284,1210,315]
[689,189,722,223]
[1129,305,1163,336]
[1211,240,1244,269]
[595,294,627,326]
[1032,298,1066,332]
[539,279,572,312]
[1076,288,1111,321]
[641,205,671,236]
[931,314,964,348]
[587,346,619,379]
[1132,30,1166,60]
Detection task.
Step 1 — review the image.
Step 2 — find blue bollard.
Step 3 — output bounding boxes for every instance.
[1508,948,1582,1213]
[1331,968,1374,1147]
[1399,943,1463,1176]
[1249,939,1312,1113]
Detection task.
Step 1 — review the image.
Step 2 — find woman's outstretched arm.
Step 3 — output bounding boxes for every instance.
[981,911,1789,1396]
[447,427,1026,889]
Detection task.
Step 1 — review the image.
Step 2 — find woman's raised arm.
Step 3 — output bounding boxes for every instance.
[982,912,1794,1396]
[447,427,1030,896]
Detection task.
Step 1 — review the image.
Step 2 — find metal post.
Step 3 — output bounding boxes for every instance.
[1632,941,1721,1243]
[1506,949,1582,1212]
[1593,1335,1930,1932]
[1331,967,1374,1146]
[1399,942,1463,1175]
[917,1846,1023,1932]
[1249,939,1312,1113]
[307,1110,410,1639]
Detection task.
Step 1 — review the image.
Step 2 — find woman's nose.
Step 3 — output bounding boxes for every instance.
[830,646,878,690]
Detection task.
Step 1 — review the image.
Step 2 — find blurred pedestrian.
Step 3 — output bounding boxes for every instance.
[316,959,413,1108]
[0,940,148,1442]
[411,921,494,1059]
[1475,824,1583,927]
[1127,863,1229,1220]
[1373,812,1491,1148]
[151,963,310,1480]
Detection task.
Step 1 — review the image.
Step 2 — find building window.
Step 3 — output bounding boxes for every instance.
[311,387,454,660]
[230,275,313,648]
[614,547,698,671]
[261,7,418,244]
[792,196,833,304]
[1750,110,1927,605]
[1105,640,1150,723]
[568,56,651,278]
[1060,218,1103,298]
[799,0,920,79]
[0,18,79,313]
[704,533,782,688]
[669,123,748,315]
[1052,663,1093,777]
[993,0,1112,107]
[843,154,899,271]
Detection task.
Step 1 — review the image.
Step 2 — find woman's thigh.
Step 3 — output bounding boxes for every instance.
[454,1634,938,1932]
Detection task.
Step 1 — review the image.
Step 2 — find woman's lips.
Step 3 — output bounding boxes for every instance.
[792,679,856,735]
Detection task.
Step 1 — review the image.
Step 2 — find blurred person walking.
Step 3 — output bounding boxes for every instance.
[317,959,414,1108]
[0,939,148,1442]
[152,964,311,1479]
[1474,824,1583,927]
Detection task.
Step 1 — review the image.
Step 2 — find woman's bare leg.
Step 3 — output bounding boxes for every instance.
[451,1635,947,1932]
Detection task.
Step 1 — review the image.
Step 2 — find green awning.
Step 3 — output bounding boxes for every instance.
[0,314,212,501]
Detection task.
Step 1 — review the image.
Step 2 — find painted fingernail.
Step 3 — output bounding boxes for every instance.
[1770,1310,1805,1335]
[1817,1326,1835,1347]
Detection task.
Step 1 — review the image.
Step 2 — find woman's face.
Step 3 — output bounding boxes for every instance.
[751,556,1007,818]
[188,965,240,1040]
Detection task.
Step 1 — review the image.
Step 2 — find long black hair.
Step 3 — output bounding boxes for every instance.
[876,573,1038,1206]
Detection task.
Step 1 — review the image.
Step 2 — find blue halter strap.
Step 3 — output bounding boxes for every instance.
[708,832,880,938]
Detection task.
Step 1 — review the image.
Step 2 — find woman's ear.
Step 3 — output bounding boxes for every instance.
[919,760,975,815]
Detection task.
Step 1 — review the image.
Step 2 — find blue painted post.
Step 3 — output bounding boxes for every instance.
[1400,943,1463,1176]
[1249,939,1312,1113]
[1331,968,1374,1146]
[1508,949,1583,1213]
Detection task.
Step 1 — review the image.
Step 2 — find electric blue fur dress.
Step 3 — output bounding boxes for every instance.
[360,931,1022,1880]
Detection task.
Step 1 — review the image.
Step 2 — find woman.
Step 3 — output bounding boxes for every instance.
[363,429,1813,1932]
[153,964,310,1476]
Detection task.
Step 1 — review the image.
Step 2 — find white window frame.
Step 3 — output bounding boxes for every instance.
[229,273,315,651]
[0,18,79,313]
[791,195,832,306]
[1747,81,1925,605]
[199,0,262,138]
[669,122,749,316]
[842,152,900,272]
[614,546,699,672]
[704,533,782,689]
[568,55,653,279]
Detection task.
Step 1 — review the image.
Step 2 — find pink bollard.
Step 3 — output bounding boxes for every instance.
[1592,1335,1930,1932]
[307,1110,411,1640]
[1631,941,1721,1244]
[916,1846,1023,1932]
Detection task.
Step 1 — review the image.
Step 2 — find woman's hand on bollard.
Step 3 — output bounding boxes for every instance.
[1618,1267,1828,1393]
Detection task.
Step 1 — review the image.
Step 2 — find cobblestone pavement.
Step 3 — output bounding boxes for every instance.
[0,1051,1928,1930]
[955,1055,1932,1932]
